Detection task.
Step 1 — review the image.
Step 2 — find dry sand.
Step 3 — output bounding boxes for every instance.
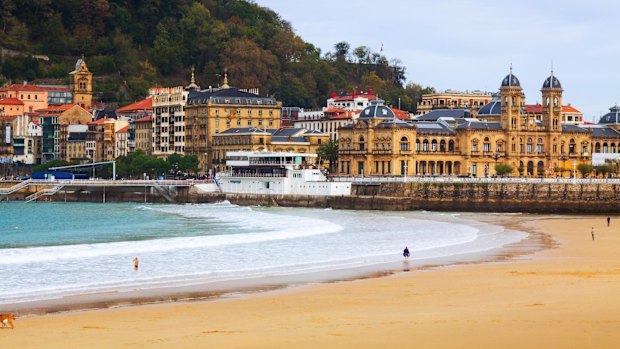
[2,216,620,348]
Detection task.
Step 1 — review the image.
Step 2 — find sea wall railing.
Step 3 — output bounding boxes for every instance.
[330,176,620,185]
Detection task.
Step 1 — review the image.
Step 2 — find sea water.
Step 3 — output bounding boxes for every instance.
[0,201,526,305]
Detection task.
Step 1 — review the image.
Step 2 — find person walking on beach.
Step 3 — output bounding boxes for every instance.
[133,257,139,271]
[607,217,611,227]
[591,227,595,241]
[403,246,410,259]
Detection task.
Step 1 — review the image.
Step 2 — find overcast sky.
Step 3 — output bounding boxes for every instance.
[254,0,620,121]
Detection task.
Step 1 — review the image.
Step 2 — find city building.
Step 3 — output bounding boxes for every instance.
[66,131,88,163]
[0,98,24,117]
[210,127,328,170]
[0,84,48,113]
[132,115,153,155]
[185,77,282,172]
[38,104,92,162]
[12,113,42,164]
[116,97,153,153]
[338,70,620,178]
[151,86,189,157]
[69,57,93,107]
[281,106,301,127]
[41,86,73,105]
[86,118,129,161]
[416,90,493,116]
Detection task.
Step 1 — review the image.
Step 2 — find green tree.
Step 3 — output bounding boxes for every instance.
[595,164,612,178]
[316,139,339,172]
[494,164,513,176]
[179,155,200,174]
[577,164,594,177]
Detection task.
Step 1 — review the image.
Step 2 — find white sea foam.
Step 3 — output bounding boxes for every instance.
[0,203,527,305]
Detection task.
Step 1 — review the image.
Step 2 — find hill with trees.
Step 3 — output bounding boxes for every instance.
[0,0,433,110]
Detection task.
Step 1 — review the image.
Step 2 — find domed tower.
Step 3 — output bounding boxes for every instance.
[541,69,563,132]
[499,66,524,131]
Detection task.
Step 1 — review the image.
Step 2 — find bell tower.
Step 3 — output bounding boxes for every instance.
[69,56,93,108]
[499,66,524,131]
[541,68,563,132]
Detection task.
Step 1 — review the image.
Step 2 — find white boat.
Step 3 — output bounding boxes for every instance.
[216,151,351,196]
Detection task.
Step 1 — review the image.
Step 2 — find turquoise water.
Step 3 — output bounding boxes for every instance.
[0,201,526,305]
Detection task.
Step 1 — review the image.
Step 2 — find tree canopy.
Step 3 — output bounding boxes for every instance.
[0,0,432,111]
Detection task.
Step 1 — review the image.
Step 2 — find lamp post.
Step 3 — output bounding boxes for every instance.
[572,160,577,184]
[560,154,568,178]
[491,153,501,177]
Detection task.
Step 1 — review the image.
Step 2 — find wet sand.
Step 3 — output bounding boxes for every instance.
[2,216,620,348]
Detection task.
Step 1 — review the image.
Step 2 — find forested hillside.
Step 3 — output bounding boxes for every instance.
[0,0,433,110]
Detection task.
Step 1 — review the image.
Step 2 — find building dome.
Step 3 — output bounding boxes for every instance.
[542,74,562,89]
[501,73,520,87]
[477,94,501,116]
[598,105,620,124]
[359,98,395,119]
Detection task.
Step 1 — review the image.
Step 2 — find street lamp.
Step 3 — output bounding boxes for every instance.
[491,153,501,177]
[572,160,577,183]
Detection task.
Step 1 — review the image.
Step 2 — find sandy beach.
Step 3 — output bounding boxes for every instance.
[2,215,620,348]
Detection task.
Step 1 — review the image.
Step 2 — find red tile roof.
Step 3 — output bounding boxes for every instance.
[0,98,24,105]
[562,105,581,113]
[390,107,411,121]
[36,104,79,113]
[524,104,582,114]
[116,125,130,133]
[0,84,46,92]
[133,115,152,123]
[41,86,71,91]
[116,97,153,113]
[88,118,108,125]
[324,107,346,114]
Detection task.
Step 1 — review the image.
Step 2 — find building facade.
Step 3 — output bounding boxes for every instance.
[416,90,493,117]
[151,87,188,157]
[210,127,328,170]
[338,71,620,178]
[0,85,48,113]
[133,115,153,155]
[185,86,282,172]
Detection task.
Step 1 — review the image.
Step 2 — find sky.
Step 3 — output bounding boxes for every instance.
[254,0,620,121]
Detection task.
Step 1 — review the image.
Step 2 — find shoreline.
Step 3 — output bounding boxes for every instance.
[4,213,545,316]
[4,215,620,348]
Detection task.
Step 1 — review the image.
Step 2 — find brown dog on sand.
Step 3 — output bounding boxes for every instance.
[0,313,15,329]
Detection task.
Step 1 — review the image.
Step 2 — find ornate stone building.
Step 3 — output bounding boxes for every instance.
[69,57,93,108]
[185,76,282,172]
[338,70,620,178]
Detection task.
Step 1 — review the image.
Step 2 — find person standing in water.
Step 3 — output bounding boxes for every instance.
[133,257,139,271]
[403,246,410,259]
[591,227,595,241]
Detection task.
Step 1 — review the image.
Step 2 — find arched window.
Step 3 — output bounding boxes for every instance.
[603,143,608,153]
[526,138,533,153]
[448,140,454,152]
[569,139,576,154]
[553,97,558,107]
[359,136,365,151]
[471,139,479,152]
[416,139,420,151]
[400,137,409,151]
[595,143,601,153]
[546,97,550,106]
[422,139,429,151]
[440,140,446,152]
[611,143,617,153]
[537,138,544,153]
[431,139,438,152]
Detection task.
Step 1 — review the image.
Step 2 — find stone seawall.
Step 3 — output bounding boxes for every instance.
[188,182,620,214]
[2,182,619,214]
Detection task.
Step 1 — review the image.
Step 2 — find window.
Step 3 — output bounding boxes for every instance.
[422,139,429,151]
[472,142,478,152]
[400,137,409,151]
[431,140,437,152]
[483,143,490,152]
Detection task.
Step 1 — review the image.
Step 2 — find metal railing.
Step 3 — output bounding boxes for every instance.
[0,180,32,194]
[25,184,65,202]
[330,175,620,184]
